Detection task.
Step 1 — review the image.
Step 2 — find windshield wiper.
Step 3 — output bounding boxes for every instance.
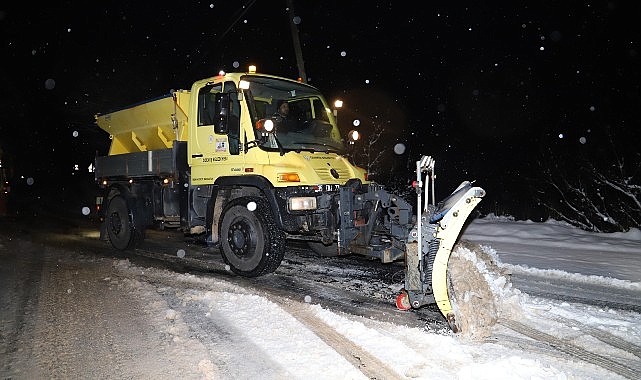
[290,142,341,154]
[273,133,286,156]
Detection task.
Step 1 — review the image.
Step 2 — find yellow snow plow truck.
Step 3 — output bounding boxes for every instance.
[94,69,485,331]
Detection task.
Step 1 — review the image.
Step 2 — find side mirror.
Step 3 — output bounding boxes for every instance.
[214,92,229,134]
[244,118,274,152]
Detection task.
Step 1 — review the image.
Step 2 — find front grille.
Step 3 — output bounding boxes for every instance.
[314,167,351,181]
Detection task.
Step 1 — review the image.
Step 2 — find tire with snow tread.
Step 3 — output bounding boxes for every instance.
[105,194,141,250]
[219,196,285,277]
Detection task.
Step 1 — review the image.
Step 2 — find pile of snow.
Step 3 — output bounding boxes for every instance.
[448,241,525,338]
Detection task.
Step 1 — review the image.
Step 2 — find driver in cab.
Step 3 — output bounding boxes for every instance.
[273,100,296,132]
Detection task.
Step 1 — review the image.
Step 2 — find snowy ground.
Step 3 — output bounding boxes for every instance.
[1,214,640,379]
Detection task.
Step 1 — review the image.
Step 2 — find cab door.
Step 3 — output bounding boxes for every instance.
[188,81,244,185]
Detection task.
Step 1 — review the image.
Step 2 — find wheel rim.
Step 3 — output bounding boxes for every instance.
[109,211,124,236]
[227,219,257,259]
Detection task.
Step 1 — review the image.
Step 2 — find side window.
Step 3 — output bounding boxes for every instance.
[198,83,222,126]
[312,98,329,122]
[293,100,311,123]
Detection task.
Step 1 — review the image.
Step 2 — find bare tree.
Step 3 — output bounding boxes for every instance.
[349,119,387,179]
[535,139,641,233]
[346,119,418,203]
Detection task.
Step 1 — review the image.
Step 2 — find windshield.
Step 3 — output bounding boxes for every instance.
[242,75,345,153]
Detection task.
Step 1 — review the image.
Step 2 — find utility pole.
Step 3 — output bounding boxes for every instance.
[286,0,307,83]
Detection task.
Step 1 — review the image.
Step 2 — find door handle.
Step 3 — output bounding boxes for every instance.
[192,153,203,158]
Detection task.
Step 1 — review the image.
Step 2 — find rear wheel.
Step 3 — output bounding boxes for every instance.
[219,197,285,277]
[106,195,138,250]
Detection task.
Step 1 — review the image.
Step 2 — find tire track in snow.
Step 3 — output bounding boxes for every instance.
[499,319,641,379]
[270,296,402,380]
[548,314,641,359]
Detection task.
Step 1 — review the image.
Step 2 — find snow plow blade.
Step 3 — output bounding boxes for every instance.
[400,165,485,330]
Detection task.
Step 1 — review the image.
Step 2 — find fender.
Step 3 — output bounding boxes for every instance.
[207,175,282,243]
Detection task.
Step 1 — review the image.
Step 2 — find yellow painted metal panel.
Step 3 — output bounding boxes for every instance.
[96,90,190,155]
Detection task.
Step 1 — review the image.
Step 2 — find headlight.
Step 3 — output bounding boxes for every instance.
[264,119,275,132]
[288,197,317,211]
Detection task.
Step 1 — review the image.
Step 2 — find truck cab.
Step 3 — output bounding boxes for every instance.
[186,71,368,244]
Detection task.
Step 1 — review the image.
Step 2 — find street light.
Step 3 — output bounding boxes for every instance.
[333,99,343,127]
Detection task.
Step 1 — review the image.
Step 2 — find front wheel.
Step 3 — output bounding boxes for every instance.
[219,197,285,277]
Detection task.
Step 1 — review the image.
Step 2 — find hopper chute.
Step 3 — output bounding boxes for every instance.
[95,91,190,155]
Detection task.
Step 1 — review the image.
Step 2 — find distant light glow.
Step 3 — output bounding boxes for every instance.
[340,51,347,57]
[589,106,595,111]
[558,133,564,139]
[353,119,360,127]
[579,137,587,144]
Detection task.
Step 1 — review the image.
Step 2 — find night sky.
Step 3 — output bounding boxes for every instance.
[1,1,639,220]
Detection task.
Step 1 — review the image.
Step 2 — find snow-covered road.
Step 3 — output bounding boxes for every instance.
[1,213,640,379]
